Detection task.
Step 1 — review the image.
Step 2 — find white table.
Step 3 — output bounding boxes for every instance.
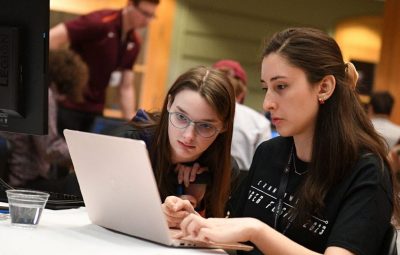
[0,203,227,255]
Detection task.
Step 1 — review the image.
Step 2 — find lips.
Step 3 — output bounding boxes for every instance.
[271,117,283,126]
[178,141,195,149]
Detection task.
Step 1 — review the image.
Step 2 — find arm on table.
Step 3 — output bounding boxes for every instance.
[179,214,355,255]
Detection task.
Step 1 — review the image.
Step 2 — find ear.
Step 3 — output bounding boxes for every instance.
[317,75,336,102]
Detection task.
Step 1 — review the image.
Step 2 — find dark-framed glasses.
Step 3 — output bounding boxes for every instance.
[168,112,219,138]
[136,6,156,19]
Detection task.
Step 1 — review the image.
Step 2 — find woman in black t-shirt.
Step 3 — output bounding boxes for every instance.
[178,28,400,255]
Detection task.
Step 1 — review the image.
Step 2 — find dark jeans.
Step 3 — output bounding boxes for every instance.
[57,105,99,136]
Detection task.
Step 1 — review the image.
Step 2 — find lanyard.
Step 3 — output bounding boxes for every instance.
[273,145,295,234]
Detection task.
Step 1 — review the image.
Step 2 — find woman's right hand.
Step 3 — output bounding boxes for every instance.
[178,213,260,244]
[162,196,198,228]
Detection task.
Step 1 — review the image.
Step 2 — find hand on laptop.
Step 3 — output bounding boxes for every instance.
[179,213,260,244]
[175,163,208,188]
[162,196,199,228]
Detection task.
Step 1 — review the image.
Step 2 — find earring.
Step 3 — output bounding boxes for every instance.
[318,97,325,105]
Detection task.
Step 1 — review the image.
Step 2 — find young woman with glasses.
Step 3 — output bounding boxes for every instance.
[110,66,236,226]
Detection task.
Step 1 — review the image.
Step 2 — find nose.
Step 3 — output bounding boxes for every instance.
[262,90,276,112]
[182,123,196,142]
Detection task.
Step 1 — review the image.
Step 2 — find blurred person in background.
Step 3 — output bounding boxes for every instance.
[368,91,400,149]
[49,0,160,133]
[388,139,400,182]
[0,49,88,195]
[213,59,272,171]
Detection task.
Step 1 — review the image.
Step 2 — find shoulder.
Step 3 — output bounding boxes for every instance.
[81,9,118,22]
[106,111,158,152]
[257,136,291,153]
[107,124,144,140]
[348,153,392,196]
[353,153,389,178]
[251,136,292,168]
[66,9,119,30]
[373,118,400,131]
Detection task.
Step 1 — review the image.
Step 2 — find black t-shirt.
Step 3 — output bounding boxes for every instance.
[229,136,393,255]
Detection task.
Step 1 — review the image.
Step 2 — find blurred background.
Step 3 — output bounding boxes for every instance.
[50,0,400,124]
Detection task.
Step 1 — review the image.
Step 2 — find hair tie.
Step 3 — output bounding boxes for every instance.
[345,62,359,90]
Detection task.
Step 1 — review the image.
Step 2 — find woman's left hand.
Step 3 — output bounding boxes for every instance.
[175,163,207,187]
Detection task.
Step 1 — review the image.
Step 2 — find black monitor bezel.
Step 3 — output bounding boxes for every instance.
[0,0,49,135]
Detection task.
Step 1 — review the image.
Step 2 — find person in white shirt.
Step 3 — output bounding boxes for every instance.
[368,91,400,149]
[213,60,272,171]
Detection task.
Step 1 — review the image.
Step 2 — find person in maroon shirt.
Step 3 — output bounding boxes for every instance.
[49,0,159,133]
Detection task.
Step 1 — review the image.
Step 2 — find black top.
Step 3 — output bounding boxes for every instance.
[230,136,393,255]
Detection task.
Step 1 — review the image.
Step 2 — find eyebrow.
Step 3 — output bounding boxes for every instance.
[175,106,219,123]
[261,75,287,83]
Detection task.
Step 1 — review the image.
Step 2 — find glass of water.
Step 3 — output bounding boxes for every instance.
[6,189,50,228]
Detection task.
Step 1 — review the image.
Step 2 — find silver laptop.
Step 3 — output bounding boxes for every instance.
[64,129,252,251]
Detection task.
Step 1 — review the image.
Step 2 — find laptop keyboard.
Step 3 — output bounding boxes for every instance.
[0,178,84,210]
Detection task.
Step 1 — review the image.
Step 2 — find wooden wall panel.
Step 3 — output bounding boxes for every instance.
[139,0,177,111]
[168,0,384,111]
[374,0,400,124]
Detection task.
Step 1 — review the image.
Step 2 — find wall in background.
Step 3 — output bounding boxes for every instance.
[168,0,384,112]
[49,0,385,114]
[50,0,126,14]
[335,16,382,63]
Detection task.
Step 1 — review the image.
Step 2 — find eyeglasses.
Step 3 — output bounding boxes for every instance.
[136,6,156,19]
[168,112,219,138]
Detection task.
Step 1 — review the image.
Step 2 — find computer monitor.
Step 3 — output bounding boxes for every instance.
[0,0,49,135]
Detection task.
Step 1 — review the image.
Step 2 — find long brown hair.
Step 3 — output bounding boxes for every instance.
[130,66,235,217]
[262,27,400,223]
